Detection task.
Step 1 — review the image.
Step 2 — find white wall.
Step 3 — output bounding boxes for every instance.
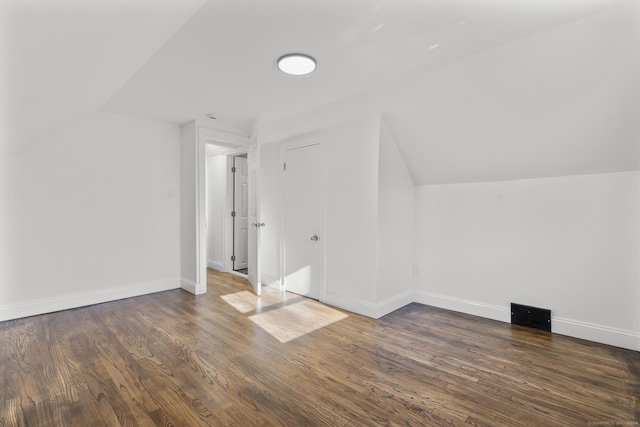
[258,115,420,317]
[323,117,380,307]
[257,115,382,314]
[414,171,640,350]
[180,121,197,290]
[376,120,415,309]
[0,111,181,321]
[259,141,281,285]
[206,155,226,270]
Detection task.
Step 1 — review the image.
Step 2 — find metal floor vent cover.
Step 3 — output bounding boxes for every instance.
[511,303,551,332]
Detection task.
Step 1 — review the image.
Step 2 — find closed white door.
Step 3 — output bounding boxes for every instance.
[233,156,249,270]
[283,143,323,299]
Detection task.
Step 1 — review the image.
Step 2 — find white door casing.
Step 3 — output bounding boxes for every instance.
[195,125,251,295]
[247,138,261,294]
[281,140,325,300]
[233,156,249,270]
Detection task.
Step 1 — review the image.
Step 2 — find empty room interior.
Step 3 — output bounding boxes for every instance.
[0,0,638,425]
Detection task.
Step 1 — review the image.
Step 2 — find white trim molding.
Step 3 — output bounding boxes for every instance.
[323,290,414,319]
[0,279,181,322]
[207,260,224,271]
[413,290,511,323]
[261,274,282,288]
[553,317,640,352]
[374,290,415,318]
[323,291,379,318]
[412,290,639,352]
[196,125,251,298]
[180,278,198,295]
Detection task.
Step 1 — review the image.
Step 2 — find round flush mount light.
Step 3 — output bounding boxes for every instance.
[277,53,316,76]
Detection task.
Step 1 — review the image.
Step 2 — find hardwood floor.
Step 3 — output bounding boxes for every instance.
[1,269,638,426]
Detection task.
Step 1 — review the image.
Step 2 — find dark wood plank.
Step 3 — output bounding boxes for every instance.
[0,268,638,426]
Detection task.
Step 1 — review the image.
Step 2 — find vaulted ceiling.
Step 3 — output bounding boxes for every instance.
[3,0,639,184]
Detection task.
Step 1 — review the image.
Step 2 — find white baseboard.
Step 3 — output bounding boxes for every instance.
[413,290,510,323]
[322,289,414,319]
[207,260,224,271]
[0,279,181,322]
[181,279,198,295]
[4,278,636,351]
[322,291,379,318]
[261,274,281,288]
[553,317,640,351]
[413,290,639,352]
[375,290,415,318]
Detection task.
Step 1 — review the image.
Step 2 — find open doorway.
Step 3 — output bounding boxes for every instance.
[196,125,260,295]
[204,143,250,279]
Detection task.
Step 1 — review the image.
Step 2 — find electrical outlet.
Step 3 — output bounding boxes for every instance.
[412,264,420,275]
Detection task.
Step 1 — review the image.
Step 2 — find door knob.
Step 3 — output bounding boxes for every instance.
[310,235,319,242]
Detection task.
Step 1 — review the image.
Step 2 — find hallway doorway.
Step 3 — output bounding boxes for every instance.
[204,144,250,279]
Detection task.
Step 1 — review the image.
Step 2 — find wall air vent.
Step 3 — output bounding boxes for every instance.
[511,303,551,332]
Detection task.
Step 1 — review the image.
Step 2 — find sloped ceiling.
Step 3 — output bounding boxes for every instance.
[4,0,639,184]
[383,3,640,184]
[1,0,207,156]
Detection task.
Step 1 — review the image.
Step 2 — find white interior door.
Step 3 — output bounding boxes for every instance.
[283,143,323,299]
[247,139,261,294]
[233,156,248,270]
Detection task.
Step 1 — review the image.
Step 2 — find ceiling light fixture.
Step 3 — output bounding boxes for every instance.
[277,53,316,76]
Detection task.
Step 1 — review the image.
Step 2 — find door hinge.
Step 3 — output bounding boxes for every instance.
[231,211,236,217]
[231,255,236,262]
[283,162,286,171]
[231,166,236,173]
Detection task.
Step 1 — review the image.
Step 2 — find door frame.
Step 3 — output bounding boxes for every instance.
[279,137,327,301]
[196,126,251,294]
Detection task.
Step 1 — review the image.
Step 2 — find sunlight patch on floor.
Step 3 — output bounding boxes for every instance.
[220,289,287,314]
[249,299,348,343]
